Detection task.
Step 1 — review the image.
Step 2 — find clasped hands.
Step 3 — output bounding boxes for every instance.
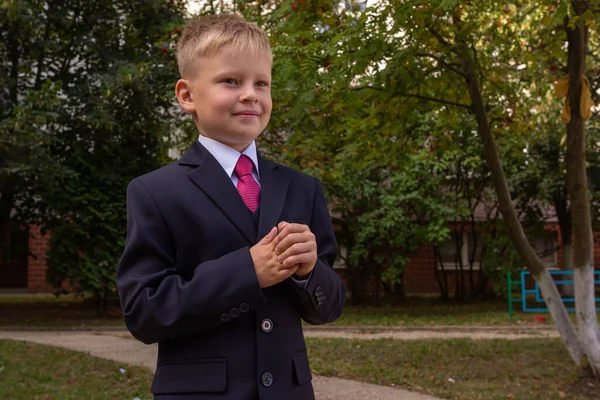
[250,221,317,288]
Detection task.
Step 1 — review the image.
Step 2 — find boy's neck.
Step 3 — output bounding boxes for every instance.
[198,133,252,153]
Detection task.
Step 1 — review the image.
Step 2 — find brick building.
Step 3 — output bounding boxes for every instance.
[2,222,600,295]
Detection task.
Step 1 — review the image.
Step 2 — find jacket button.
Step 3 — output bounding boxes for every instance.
[239,302,250,313]
[262,372,273,387]
[230,308,240,318]
[220,313,231,322]
[261,318,273,333]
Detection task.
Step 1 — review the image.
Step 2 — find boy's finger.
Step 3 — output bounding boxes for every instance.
[272,221,288,246]
[282,254,312,267]
[276,223,309,242]
[277,264,300,275]
[259,227,278,245]
[278,261,299,270]
[275,232,310,254]
[277,242,313,261]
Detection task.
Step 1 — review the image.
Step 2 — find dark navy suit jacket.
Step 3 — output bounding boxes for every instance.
[116,140,347,400]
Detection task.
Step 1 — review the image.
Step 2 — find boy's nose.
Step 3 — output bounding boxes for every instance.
[240,87,258,103]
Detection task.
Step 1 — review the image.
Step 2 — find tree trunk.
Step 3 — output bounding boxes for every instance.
[455,40,586,365]
[555,188,574,296]
[534,269,586,363]
[562,243,575,296]
[0,183,17,247]
[396,269,406,300]
[565,0,600,377]
[434,248,449,300]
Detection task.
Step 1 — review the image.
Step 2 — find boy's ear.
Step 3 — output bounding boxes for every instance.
[175,79,196,113]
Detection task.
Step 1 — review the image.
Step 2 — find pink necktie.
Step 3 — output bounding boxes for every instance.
[234,155,260,212]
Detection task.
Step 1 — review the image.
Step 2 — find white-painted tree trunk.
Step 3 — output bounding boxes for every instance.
[454,36,587,368]
[535,269,586,364]
[435,0,597,373]
[574,265,600,376]
[565,0,599,377]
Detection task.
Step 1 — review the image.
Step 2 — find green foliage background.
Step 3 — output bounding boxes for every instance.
[2,0,599,306]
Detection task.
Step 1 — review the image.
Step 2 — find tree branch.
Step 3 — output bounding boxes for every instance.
[350,86,472,110]
[34,10,53,90]
[415,52,467,78]
[403,93,471,110]
[8,23,20,105]
[426,25,452,48]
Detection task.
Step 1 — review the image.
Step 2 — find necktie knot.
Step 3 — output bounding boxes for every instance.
[234,155,254,178]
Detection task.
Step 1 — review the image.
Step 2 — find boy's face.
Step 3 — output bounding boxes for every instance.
[176,44,272,152]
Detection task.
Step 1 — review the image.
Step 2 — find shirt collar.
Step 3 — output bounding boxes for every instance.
[197,135,260,179]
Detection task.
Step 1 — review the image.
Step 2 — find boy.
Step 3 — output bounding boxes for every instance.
[116,13,346,400]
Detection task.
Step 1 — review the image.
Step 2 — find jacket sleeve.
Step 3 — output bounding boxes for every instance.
[116,178,266,344]
[286,178,347,325]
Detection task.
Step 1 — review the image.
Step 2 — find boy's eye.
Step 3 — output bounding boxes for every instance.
[224,78,238,85]
[256,81,269,87]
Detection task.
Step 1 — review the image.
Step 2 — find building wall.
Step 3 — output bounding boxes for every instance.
[27,225,53,292]
[17,224,600,295]
[403,243,438,293]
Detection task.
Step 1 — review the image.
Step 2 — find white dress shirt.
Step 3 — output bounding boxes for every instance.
[198,135,260,188]
[197,135,309,287]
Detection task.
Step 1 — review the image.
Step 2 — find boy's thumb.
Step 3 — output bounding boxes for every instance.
[259,227,277,245]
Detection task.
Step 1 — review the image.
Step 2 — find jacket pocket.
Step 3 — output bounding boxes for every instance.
[152,358,227,394]
[292,351,312,385]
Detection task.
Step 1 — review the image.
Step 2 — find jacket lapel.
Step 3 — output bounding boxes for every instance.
[179,141,256,244]
[257,155,289,241]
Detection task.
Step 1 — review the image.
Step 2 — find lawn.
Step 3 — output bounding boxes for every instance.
[306,337,599,400]
[0,339,154,400]
[0,293,548,328]
[331,297,538,326]
[0,294,124,328]
[1,337,598,400]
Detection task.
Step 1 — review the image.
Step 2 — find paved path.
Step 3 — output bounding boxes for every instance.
[301,325,559,340]
[0,329,442,400]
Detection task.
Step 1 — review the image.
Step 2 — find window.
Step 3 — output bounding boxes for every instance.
[439,231,482,270]
[333,246,347,269]
[533,231,558,268]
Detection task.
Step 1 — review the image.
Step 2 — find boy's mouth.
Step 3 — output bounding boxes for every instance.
[233,110,260,117]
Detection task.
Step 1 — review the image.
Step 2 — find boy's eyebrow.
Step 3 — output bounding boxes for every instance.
[212,70,271,80]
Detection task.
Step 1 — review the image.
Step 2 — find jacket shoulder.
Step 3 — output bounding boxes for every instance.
[267,160,318,186]
[130,161,184,191]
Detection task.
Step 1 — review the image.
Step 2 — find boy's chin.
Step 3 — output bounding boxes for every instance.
[216,131,263,151]
[231,131,262,144]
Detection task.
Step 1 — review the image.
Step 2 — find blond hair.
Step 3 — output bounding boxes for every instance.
[177,14,272,78]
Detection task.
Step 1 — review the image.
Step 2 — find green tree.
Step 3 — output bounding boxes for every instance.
[191,2,600,327]
[378,0,600,373]
[1,0,186,313]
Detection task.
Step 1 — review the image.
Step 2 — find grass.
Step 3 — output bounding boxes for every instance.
[306,337,598,400]
[2,336,597,400]
[332,297,547,326]
[0,339,154,400]
[1,293,551,328]
[0,293,125,328]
